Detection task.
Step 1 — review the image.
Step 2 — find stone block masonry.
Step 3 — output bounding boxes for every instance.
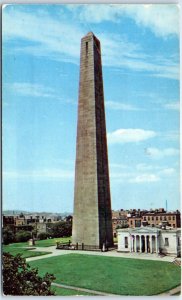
[72,32,113,249]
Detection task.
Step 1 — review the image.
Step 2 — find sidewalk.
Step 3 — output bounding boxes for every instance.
[158,285,181,296]
[26,246,175,262]
[52,282,119,296]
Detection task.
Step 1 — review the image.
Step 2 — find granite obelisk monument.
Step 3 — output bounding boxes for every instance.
[72,32,113,250]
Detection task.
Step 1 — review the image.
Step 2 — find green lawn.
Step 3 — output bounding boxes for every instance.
[3,237,71,259]
[4,237,71,248]
[35,237,71,247]
[3,245,52,258]
[51,286,95,296]
[29,254,181,296]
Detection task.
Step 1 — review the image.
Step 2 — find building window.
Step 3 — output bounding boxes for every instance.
[86,42,88,54]
[144,217,146,221]
[135,220,141,227]
[152,217,154,221]
[164,216,167,221]
[125,237,128,248]
[168,216,171,220]
[173,216,175,220]
[148,217,150,221]
[160,216,162,220]
[130,220,133,225]
[164,238,169,246]
[156,217,158,221]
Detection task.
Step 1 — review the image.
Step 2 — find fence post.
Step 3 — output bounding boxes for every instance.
[76,242,78,250]
[82,243,84,250]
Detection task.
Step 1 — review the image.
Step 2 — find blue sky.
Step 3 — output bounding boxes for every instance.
[3,4,180,213]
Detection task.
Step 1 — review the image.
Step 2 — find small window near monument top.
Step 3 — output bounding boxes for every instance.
[164,238,169,246]
[86,42,88,54]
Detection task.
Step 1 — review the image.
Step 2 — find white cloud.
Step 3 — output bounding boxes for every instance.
[146,147,179,159]
[106,100,139,111]
[3,8,83,63]
[161,131,179,142]
[109,163,128,169]
[100,33,179,80]
[3,169,74,181]
[3,6,179,80]
[75,4,179,37]
[164,102,180,111]
[159,168,176,176]
[130,174,160,183]
[9,82,58,99]
[136,164,161,171]
[108,128,156,144]
[6,82,76,105]
[110,162,178,184]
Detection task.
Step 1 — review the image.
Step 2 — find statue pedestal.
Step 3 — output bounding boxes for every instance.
[28,239,35,246]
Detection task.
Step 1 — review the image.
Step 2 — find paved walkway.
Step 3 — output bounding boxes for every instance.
[52,282,119,296]
[52,282,181,297]
[26,246,175,262]
[158,285,181,296]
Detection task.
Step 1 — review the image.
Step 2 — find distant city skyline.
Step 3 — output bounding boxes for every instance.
[3,4,180,213]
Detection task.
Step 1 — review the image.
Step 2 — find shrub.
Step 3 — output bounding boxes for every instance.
[3,227,15,245]
[37,232,49,240]
[47,221,72,238]
[3,252,55,295]
[15,231,32,242]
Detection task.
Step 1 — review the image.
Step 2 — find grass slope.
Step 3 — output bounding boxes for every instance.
[29,254,181,296]
[3,245,52,258]
[35,237,71,247]
[4,237,71,248]
[3,237,70,258]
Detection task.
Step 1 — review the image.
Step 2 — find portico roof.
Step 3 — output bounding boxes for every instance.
[117,226,161,234]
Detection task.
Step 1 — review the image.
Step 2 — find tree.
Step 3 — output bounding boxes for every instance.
[3,252,55,295]
[3,227,15,245]
[15,230,32,242]
[47,221,72,238]
[37,232,49,240]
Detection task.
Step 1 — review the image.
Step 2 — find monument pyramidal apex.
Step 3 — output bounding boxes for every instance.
[72,32,113,250]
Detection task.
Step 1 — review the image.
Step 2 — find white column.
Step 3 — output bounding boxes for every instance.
[150,235,153,253]
[145,235,148,253]
[139,235,142,253]
[134,235,137,252]
[130,235,132,252]
[156,235,159,254]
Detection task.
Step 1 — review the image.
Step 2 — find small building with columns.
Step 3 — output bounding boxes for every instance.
[117,227,181,257]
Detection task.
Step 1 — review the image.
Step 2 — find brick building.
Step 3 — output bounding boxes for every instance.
[128,211,181,229]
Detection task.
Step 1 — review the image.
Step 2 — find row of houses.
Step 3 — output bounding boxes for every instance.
[3,213,70,235]
[3,208,181,237]
[112,208,181,236]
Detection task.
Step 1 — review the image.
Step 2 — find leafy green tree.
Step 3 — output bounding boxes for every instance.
[47,221,72,238]
[37,232,49,240]
[15,230,32,242]
[3,227,15,245]
[3,252,55,295]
